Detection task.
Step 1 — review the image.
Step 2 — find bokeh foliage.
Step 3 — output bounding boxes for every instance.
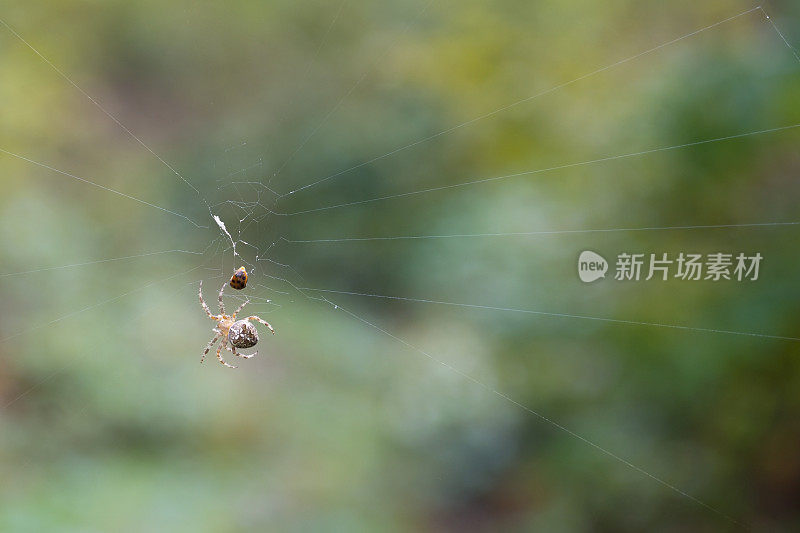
[1,0,799,531]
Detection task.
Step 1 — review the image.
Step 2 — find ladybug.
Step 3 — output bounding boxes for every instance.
[229,266,248,290]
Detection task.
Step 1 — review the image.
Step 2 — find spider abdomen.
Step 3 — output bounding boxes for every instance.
[228,320,259,349]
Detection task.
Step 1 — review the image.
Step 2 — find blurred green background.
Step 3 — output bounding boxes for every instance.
[1,0,799,531]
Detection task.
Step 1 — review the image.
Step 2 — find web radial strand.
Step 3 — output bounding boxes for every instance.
[0,148,207,228]
[280,123,800,216]
[0,17,209,206]
[297,287,800,342]
[282,5,765,197]
[282,221,800,243]
[247,257,747,528]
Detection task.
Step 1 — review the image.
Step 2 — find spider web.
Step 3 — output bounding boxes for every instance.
[1,1,799,528]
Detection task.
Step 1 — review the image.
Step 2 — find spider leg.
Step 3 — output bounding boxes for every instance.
[226,342,256,359]
[199,281,216,319]
[232,298,250,319]
[247,316,275,335]
[216,338,237,368]
[200,334,220,363]
[218,282,227,315]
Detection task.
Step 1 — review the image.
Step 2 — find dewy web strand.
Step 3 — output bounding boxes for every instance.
[760,6,800,63]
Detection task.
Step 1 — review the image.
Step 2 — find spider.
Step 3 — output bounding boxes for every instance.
[198,280,274,368]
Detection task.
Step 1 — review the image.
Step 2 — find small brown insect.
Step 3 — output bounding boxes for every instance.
[229,266,248,290]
